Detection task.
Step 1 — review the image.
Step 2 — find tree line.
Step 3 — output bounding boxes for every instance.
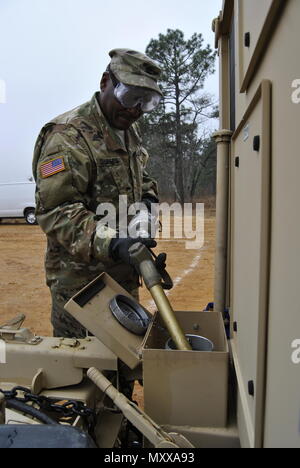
[141,29,218,203]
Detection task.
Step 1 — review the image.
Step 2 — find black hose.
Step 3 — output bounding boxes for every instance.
[6,399,59,425]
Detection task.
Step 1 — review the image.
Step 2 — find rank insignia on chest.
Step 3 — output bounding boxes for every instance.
[40,156,66,178]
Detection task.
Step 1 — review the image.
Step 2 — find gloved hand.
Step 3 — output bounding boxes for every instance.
[109,237,157,265]
[128,196,159,239]
[128,211,159,239]
[141,195,159,213]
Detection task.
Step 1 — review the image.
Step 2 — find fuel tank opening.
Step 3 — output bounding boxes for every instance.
[165,334,214,352]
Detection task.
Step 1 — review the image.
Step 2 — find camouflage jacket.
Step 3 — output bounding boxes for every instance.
[32,92,158,295]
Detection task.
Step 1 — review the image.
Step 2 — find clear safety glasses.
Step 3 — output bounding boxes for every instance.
[114,82,162,113]
[110,71,162,112]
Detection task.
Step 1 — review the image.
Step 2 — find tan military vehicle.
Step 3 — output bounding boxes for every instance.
[0,0,299,448]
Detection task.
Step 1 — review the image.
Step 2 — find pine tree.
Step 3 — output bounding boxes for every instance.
[143,29,217,202]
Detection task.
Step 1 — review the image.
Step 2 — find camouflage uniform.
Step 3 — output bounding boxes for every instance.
[33,91,158,338]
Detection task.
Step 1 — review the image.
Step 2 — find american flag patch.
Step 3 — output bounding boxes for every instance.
[40,156,66,178]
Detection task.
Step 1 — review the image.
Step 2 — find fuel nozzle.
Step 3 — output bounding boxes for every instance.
[129,242,192,351]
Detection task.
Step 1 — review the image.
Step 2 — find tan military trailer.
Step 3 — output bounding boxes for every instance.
[0,0,299,449]
[212,0,300,448]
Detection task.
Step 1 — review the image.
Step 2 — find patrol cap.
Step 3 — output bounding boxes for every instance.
[109,49,163,96]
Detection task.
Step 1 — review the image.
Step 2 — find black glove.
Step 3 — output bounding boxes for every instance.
[109,237,157,265]
[141,195,159,213]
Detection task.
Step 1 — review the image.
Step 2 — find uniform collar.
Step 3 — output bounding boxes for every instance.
[91,92,141,153]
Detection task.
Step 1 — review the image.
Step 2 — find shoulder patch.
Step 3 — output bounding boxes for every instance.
[40,156,66,178]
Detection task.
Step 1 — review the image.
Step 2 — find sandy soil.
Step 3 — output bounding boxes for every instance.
[0,215,215,333]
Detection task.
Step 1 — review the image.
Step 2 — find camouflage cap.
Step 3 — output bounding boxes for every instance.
[109,49,163,96]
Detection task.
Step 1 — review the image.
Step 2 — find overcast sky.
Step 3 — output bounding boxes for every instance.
[0,0,222,182]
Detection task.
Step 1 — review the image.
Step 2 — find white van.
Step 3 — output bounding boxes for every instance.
[0,180,37,225]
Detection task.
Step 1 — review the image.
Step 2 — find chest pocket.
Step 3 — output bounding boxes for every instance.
[95,158,131,202]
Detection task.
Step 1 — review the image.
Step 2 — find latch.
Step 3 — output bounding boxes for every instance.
[0,314,42,345]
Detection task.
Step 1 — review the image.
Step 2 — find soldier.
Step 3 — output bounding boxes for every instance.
[32,49,163,338]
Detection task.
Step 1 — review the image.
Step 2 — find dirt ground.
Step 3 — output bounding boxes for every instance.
[0,211,215,405]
